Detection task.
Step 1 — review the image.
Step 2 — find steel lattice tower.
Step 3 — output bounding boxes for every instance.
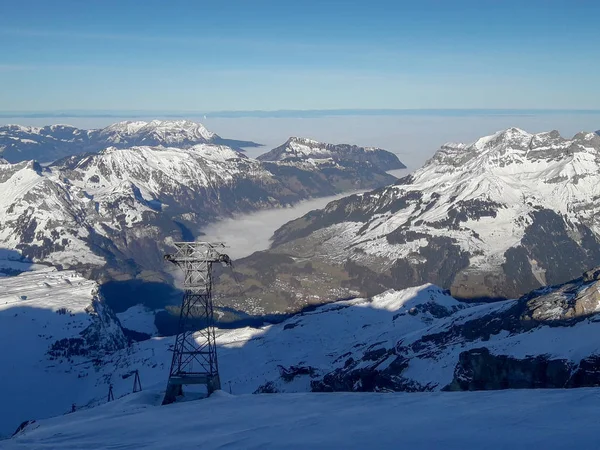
[162,242,231,405]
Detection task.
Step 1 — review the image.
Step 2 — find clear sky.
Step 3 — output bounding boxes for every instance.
[1,0,599,111]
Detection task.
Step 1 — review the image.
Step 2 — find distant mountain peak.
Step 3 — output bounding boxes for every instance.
[258,136,406,171]
[287,136,321,145]
[95,119,216,144]
[431,127,600,170]
[101,120,147,134]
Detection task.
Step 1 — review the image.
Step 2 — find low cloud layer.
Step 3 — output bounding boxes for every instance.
[199,191,367,260]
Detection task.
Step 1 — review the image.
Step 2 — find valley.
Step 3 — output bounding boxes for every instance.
[0,121,403,288]
[2,120,600,443]
[4,2,600,448]
[216,128,600,316]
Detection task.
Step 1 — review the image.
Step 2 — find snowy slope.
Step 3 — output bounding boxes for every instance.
[4,269,600,437]
[217,272,600,394]
[6,388,600,449]
[0,248,47,276]
[230,128,600,308]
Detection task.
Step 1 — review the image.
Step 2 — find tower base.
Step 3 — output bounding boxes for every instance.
[162,374,222,405]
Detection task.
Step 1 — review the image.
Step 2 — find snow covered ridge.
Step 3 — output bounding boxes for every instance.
[257,136,406,171]
[98,119,215,142]
[229,127,600,309]
[0,120,260,163]
[0,140,397,281]
[217,270,600,395]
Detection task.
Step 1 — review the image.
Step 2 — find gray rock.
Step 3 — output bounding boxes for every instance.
[583,266,600,282]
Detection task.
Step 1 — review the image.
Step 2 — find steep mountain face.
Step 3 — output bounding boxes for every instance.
[0,142,398,284]
[221,128,600,313]
[257,137,406,172]
[0,120,261,163]
[0,268,129,436]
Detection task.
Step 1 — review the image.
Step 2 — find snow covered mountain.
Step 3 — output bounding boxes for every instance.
[0,120,261,163]
[3,265,600,438]
[219,268,600,395]
[257,137,406,171]
[93,120,216,145]
[0,141,398,286]
[222,128,600,313]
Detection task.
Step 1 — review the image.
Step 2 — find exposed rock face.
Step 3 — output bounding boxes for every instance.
[0,120,261,163]
[522,277,600,322]
[220,128,600,315]
[307,269,600,394]
[444,348,600,391]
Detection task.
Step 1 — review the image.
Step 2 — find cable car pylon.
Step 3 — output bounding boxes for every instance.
[162,242,232,405]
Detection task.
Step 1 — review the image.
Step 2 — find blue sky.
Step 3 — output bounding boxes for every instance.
[1,0,599,111]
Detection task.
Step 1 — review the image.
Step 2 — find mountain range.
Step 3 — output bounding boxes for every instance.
[0,122,402,293]
[219,128,600,315]
[4,124,600,440]
[0,120,261,163]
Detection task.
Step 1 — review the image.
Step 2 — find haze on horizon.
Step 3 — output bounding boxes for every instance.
[1,0,599,112]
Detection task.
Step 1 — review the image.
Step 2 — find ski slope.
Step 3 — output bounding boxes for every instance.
[5,388,600,449]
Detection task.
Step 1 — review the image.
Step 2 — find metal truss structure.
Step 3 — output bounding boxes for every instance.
[162,242,231,405]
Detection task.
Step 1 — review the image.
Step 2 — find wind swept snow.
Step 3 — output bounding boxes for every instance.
[6,388,600,449]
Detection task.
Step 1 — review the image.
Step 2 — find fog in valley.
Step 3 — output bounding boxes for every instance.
[199,190,363,260]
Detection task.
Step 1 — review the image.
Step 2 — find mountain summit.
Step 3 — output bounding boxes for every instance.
[258,137,405,171]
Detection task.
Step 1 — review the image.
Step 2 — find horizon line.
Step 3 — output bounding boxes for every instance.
[1,108,600,120]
